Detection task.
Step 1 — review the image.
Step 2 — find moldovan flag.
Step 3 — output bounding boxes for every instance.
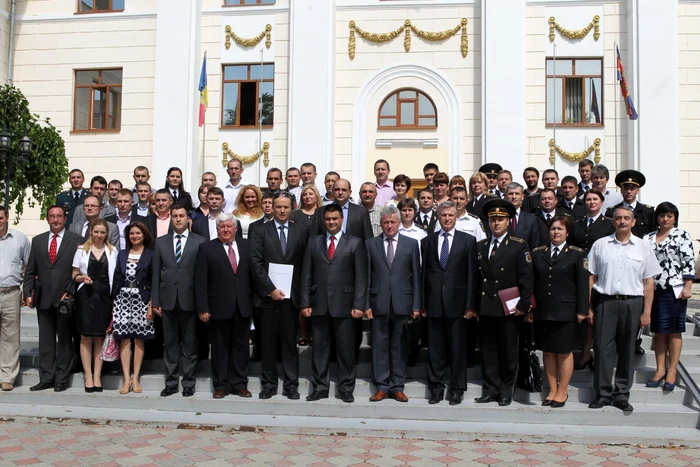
[198,53,208,127]
[616,45,638,120]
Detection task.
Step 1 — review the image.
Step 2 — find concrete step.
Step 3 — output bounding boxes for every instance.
[1,385,697,429]
[13,368,692,404]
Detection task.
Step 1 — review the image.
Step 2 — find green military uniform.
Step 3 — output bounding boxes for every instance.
[55,188,88,226]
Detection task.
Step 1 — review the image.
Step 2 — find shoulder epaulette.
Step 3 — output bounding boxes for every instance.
[569,245,584,252]
[643,204,654,210]
[467,212,479,220]
[478,238,488,244]
[510,236,525,243]
[532,245,547,252]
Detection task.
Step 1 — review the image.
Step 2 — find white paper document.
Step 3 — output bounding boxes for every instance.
[269,263,294,298]
[505,297,519,314]
[672,284,684,299]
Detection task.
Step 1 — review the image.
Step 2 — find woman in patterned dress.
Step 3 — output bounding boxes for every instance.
[643,202,696,391]
[111,221,154,394]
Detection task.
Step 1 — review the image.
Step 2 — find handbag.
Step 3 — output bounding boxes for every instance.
[517,322,543,393]
[58,279,77,319]
[99,321,119,362]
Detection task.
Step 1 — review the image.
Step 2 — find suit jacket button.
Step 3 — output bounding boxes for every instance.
[548,292,551,295]
[484,279,487,282]
[495,280,498,284]
[482,292,485,295]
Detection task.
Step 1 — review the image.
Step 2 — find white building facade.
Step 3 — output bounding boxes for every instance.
[1,0,696,237]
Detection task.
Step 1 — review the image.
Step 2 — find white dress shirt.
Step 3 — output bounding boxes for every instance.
[399,223,427,243]
[453,212,486,241]
[550,241,566,256]
[489,232,507,257]
[223,179,247,213]
[383,234,398,256]
[173,230,189,254]
[222,239,240,263]
[207,215,218,240]
[326,231,343,249]
[48,229,66,253]
[601,189,623,211]
[588,234,662,296]
[274,220,290,240]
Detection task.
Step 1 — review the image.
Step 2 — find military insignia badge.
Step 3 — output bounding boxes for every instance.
[525,252,532,263]
[583,258,589,270]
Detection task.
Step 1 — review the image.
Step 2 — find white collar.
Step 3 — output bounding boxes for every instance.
[438,227,456,237]
[550,242,566,252]
[174,230,188,239]
[492,233,507,244]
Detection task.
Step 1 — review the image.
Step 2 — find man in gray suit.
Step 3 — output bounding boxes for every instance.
[365,206,421,403]
[301,204,367,403]
[69,196,120,247]
[71,175,117,227]
[23,205,83,392]
[152,205,206,398]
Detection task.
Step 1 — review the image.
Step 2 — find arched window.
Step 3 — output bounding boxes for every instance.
[377,88,437,129]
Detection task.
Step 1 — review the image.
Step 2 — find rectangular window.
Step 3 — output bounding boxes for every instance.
[73,69,123,131]
[224,0,275,5]
[77,0,124,13]
[221,64,274,128]
[546,58,603,126]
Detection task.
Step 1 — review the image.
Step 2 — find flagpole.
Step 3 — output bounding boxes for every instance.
[200,50,207,177]
[614,42,618,169]
[552,42,557,170]
[259,47,264,154]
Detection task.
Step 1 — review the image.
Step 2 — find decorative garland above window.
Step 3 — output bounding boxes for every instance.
[221,142,270,168]
[549,138,601,165]
[548,15,600,42]
[225,24,272,50]
[348,18,468,60]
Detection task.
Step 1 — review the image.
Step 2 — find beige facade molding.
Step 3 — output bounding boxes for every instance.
[548,15,600,42]
[348,18,467,60]
[225,24,272,50]
[375,138,438,149]
[221,142,270,168]
[549,138,601,165]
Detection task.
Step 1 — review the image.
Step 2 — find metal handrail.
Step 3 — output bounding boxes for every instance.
[679,313,700,411]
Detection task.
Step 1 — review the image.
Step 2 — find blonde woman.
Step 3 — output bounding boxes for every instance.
[291,185,323,232]
[234,184,264,239]
[71,219,119,393]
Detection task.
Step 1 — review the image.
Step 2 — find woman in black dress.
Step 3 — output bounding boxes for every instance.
[164,167,193,212]
[71,220,119,392]
[526,215,588,407]
[290,185,322,232]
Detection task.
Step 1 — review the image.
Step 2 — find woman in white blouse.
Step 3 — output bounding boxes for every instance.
[397,198,427,245]
[643,202,695,392]
[233,185,264,239]
[385,174,411,207]
[71,219,119,392]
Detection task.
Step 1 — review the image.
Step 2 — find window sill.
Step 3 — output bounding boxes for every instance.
[375,138,438,149]
[545,123,604,128]
[70,129,121,134]
[222,3,275,7]
[74,10,125,15]
[220,125,274,130]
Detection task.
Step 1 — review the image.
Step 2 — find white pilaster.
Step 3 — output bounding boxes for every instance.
[151,0,202,191]
[287,0,335,178]
[481,0,526,176]
[627,0,679,206]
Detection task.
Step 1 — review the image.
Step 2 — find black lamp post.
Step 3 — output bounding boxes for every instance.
[0,127,33,209]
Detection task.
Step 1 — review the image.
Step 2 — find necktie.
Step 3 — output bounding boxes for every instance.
[227,242,238,274]
[49,234,58,264]
[422,215,429,230]
[546,213,552,221]
[588,217,593,227]
[510,216,517,234]
[439,232,449,269]
[328,235,336,259]
[568,202,573,210]
[584,185,590,191]
[175,234,182,263]
[490,239,499,260]
[84,222,91,240]
[386,237,395,265]
[74,192,80,203]
[279,225,287,256]
[552,246,559,259]
[172,190,178,202]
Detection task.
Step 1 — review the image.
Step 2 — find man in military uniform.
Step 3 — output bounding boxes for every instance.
[475,199,534,407]
[479,163,503,198]
[604,169,656,356]
[55,169,88,227]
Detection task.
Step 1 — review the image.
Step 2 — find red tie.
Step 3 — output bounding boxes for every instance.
[328,235,335,259]
[49,234,58,264]
[227,242,238,274]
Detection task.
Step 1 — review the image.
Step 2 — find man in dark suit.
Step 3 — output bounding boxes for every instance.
[194,213,253,399]
[366,206,421,403]
[416,188,438,233]
[263,168,297,209]
[71,176,117,227]
[152,205,206,398]
[577,159,594,195]
[55,169,88,227]
[504,182,546,249]
[68,196,119,246]
[475,199,534,407]
[250,193,308,400]
[532,189,570,224]
[23,206,83,392]
[301,204,368,403]
[247,191,275,239]
[421,201,479,406]
[315,179,372,240]
[559,176,586,220]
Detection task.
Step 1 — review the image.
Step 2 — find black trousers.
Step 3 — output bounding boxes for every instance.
[196,317,210,361]
[37,307,74,385]
[260,301,299,391]
[427,315,468,396]
[145,313,164,360]
[162,300,198,390]
[311,314,356,394]
[371,310,409,393]
[209,309,250,393]
[480,315,519,398]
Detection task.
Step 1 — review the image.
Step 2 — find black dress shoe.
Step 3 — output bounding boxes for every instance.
[306,391,329,402]
[498,397,512,406]
[30,382,54,391]
[282,388,300,400]
[550,395,568,408]
[259,388,277,399]
[182,387,194,397]
[588,397,611,409]
[338,392,354,403]
[54,384,68,392]
[542,399,554,407]
[613,400,634,412]
[93,386,103,393]
[474,394,498,404]
[448,393,463,406]
[160,386,178,397]
[428,392,444,405]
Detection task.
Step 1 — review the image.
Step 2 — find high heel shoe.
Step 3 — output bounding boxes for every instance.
[93,386,103,393]
[85,386,95,393]
[132,377,142,394]
[542,398,554,406]
[646,373,666,388]
[662,380,676,392]
[551,395,569,408]
[574,359,593,371]
[119,377,132,394]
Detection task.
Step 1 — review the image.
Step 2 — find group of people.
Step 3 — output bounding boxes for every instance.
[0,156,694,412]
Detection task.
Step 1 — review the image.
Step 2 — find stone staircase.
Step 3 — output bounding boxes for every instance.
[3,308,700,445]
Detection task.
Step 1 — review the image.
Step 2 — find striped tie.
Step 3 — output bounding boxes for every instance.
[175,234,182,263]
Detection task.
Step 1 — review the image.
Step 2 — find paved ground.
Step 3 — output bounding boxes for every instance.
[0,417,698,466]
